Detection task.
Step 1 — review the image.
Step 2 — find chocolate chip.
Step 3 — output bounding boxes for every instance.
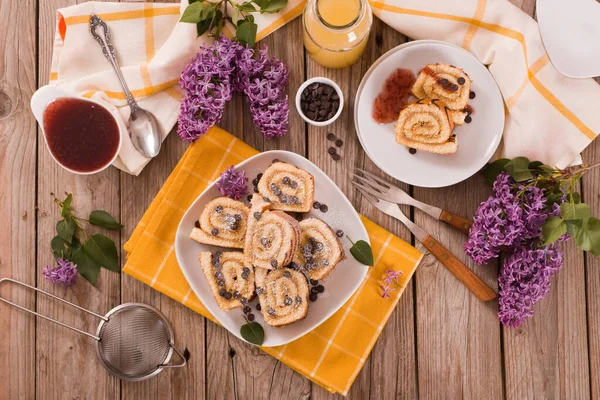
[224,292,232,300]
[267,307,276,316]
[257,173,263,180]
[214,271,223,279]
[440,78,449,86]
[313,201,321,209]
[336,230,344,237]
[311,287,319,294]
[331,154,340,161]
[309,293,318,302]
[280,195,288,203]
[316,285,325,293]
[211,228,219,236]
[321,259,329,266]
[319,204,328,213]
[282,176,290,185]
[219,288,226,296]
[194,221,201,228]
[450,84,459,92]
[283,271,291,278]
[271,259,278,268]
[291,196,299,204]
[241,297,248,305]
[252,178,259,186]
[290,181,298,189]
[243,306,251,314]
[469,91,476,99]
[328,147,336,155]
[335,139,343,147]
[215,206,223,213]
[234,214,242,221]
[315,242,324,251]
[409,148,417,155]
[253,186,259,193]
[243,267,250,274]
[256,287,263,295]
[247,195,253,202]
[284,297,293,305]
[260,238,269,247]
[457,77,466,85]
[327,133,336,141]
[295,296,303,304]
[254,212,261,220]
[247,313,255,322]
[233,291,241,299]
[465,115,472,124]
[217,279,225,287]
[310,279,319,286]
[256,303,262,311]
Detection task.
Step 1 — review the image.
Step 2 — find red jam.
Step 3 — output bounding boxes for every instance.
[43,98,120,173]
[372,68,416,124]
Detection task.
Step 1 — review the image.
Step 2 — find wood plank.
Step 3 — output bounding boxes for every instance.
[116,0,207,399]
[0,0,38,398]
[220,19,313,400]
[500,3,590,400]
[582,101,600,400]
[413,175,504,399]
[304,17,418,399]
[36,1,120,399]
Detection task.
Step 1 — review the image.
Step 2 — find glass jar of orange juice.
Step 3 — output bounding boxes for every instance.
[303,0,373,69]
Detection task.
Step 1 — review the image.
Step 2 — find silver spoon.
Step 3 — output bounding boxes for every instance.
[90,14,162,158]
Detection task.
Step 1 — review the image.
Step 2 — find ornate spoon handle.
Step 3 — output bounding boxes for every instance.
[89,14,139,112]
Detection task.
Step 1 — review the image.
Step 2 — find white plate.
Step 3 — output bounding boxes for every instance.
[537,0,600,78]
[175,150,369,347]
[354,40,505,188]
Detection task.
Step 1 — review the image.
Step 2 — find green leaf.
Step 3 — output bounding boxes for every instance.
[504,157,533,182]
[56,217,77,243]
[197,19,212,36]
[240,321,264,345]
[560,202,590,222]
[567,192,581,204]
[483,158,510,185]
[236,20,258,47]
[60,194,73,218]
[89,210,123,230]
[347,237,374,266]
[51,235,80,259]
[180,1,204,23]
[83,234,120,272]
[237,1,257,12]
[71,248,101,286]
[259,0,288,13]
[546,193,563,207]
[573,217,600,257]
[253,0,269,8]
[542,216,567,245]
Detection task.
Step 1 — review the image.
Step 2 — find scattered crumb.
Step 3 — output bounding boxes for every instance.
[228,347,236,358]
[21,212,27,220]
[50,192,54,196]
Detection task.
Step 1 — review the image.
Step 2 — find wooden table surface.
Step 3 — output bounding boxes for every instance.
[1,0,599,398]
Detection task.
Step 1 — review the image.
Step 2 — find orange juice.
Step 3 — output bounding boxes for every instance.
[303,0,373,69]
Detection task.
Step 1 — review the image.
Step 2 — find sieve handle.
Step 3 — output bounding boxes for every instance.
[0,278,107,341]
[159,342,187,369]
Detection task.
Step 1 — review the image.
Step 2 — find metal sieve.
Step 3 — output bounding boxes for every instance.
[0,278,187,381]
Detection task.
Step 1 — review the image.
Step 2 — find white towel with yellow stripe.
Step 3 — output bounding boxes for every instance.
[371,0,600,167]
[48,0,303,175]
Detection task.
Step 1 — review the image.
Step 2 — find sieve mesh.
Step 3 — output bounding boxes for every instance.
[97,305,172,379]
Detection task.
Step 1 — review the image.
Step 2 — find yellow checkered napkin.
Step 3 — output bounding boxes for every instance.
[123,127,423,396]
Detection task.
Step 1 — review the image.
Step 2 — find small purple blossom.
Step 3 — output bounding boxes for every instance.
[498,244,562,327]
[43,258,77,290]
[216,166,249,200]
[380,269,404,299]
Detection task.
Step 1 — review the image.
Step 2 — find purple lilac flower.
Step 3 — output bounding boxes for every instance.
[216,166,249,200]
[498,244,562,327]
[43,258,77,290]
[177,36,289,142]
[465,172,562,265]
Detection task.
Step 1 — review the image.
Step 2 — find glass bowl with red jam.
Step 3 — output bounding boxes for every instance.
[31,86,122,175]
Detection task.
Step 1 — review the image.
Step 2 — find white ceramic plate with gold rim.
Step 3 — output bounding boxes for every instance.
[354,40,505,188]
[175,150,369,347]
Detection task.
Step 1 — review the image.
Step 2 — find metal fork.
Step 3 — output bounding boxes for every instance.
[354,185,497,302]
[353,168,473,234]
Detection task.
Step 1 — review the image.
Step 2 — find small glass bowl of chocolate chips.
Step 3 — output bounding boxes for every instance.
[295,77,344,127]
